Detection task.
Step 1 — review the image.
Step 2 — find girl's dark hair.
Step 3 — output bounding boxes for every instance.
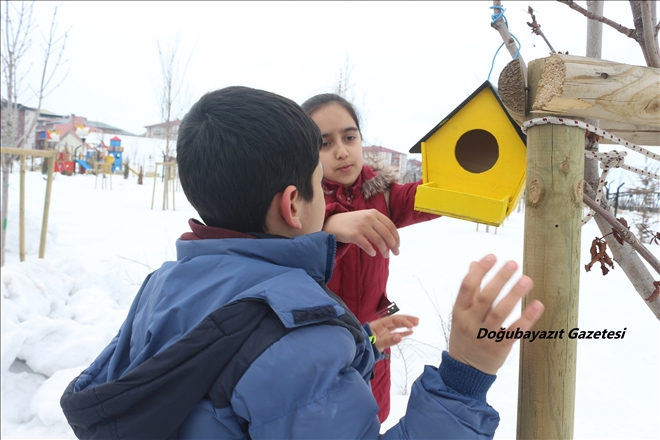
[177,86,322,233]
[301,94,362,135]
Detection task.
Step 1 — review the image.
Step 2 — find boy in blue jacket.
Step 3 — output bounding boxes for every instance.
[60,86,544,439]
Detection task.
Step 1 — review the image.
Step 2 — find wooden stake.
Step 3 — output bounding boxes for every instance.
[1,147,57,262]
[40,155,55,259]
[19,155,26,262]
[517,58,584,440]
[498,54,660,146]
[151,164,158,210]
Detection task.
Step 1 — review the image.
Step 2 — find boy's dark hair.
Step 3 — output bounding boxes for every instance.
[301,93,362,135]
[177,86,322,233]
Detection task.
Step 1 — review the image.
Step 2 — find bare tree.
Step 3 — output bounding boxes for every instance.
[155,33,191,210]
[557,0,660,67]
[629,158,660,242]
[335,54,355,101]
[1,0,69,267]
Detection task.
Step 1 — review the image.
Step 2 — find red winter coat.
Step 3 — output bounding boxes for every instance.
[323,164,439,422]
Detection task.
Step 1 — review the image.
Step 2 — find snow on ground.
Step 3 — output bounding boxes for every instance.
[1,168,658,439]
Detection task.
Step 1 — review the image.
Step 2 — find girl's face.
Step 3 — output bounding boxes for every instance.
[309,102,363,187]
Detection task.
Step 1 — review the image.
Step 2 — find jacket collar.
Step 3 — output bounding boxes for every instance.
[176,219,337,284]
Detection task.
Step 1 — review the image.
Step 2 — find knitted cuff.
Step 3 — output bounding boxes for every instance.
[438,351,496,402]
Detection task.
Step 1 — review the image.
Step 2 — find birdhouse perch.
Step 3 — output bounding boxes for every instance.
[409,81,527,226]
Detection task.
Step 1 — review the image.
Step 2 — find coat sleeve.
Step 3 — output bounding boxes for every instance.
[387,180,440,229]
[231,325,500,439]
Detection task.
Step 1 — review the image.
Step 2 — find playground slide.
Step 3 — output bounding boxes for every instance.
[75,159,92,170]
[127,166,141,176]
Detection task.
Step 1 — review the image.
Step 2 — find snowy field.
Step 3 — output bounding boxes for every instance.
[1,167,658,439]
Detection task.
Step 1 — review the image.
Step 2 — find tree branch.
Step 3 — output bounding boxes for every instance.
[490,1,527,88]
[583,194,660,276]
[640,0,660,67]
[557,0,637,39]
[527,6,556,53]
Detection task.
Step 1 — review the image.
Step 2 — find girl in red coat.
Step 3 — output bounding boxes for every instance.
[302,94,440,422]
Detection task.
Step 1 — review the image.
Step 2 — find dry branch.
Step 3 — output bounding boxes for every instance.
[640,0,660,67]
[583,184,660,319]
[557,0,636,38]
[526,6,556,53]
[582,194,660,276]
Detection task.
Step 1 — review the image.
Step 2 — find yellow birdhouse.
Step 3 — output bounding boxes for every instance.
[409,81,527,226]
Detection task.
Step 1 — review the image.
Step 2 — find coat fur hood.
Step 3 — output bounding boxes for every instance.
[362,165,399,199]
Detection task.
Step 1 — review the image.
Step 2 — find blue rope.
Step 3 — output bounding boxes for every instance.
[488,5,521,82]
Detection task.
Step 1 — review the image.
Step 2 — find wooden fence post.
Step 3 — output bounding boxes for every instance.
[517,58,585,440]
[39,154,55,259]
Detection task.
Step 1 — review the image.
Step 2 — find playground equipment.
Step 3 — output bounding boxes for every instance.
[72,136,124,178]
[54,151,74,175]
[94,155,115,189]
[107,136,124,173]
[0,147,57,262]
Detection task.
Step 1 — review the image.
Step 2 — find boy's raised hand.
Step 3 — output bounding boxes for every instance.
[323,209,400,258]
[448,254,544,375]
[368,314,419,353]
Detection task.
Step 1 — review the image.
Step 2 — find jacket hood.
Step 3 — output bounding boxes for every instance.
[176,230,337,285]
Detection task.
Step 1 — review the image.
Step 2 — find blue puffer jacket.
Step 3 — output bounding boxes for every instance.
[61,231,500,439]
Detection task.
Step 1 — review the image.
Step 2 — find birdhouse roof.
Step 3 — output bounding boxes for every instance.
[409,81,525,153]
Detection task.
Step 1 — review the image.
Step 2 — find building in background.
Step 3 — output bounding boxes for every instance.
[144,119,182,139]
[1,99,63,150]
[404,158,422,183]
[362,145,407,177]
[35,114,136,150]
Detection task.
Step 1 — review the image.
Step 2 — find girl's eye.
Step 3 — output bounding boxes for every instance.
[346,136,356,142]
[322,141,331,148]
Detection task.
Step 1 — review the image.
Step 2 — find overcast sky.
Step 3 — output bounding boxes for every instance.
[12,1,653,153]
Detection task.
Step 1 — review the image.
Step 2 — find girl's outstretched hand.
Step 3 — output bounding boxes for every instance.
[323,209,400,258]
[448,254,544,375]
[367,314,419,353]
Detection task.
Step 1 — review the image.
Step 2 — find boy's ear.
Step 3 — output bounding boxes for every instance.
[279,185,303,230]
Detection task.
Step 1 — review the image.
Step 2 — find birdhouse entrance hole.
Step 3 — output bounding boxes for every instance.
[455,129,499,174]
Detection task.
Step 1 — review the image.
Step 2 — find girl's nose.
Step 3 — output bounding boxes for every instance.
[335,144,349,159]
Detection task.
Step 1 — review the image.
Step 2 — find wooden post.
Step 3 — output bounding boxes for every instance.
[517,58,585,440]
[1,147,57,262]
[498,54,660,146]
[40,155,55,259]
[151,163,158,210]
[19,154,26,262]
[151,162,177,210]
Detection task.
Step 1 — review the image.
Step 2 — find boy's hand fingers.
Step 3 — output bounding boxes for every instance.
[454,255,497,310]
[506,299,544,335]
[475,261,519,321]
[486,275,533,326]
